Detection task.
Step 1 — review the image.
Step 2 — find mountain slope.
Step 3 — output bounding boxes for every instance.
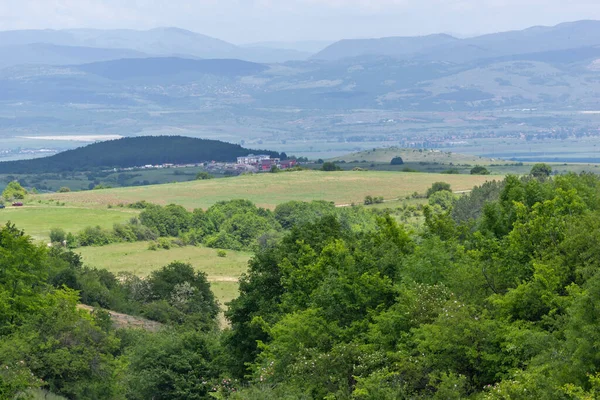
[0,136,282,174]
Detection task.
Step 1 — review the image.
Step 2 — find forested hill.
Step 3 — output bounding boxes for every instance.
[0,136,282,173]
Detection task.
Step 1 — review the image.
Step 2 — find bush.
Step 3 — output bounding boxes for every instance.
[148,242,158,251]
[470,166,490,175]
[426,182,452,198]
[57,186,71,193]
[217,250,227,258]
[157,237,172,250]
[77,226,116,247]
[196,172,214,180]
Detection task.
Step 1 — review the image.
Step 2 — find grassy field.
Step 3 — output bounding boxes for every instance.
[39,170,493,210]
[78,242,252,312]
[78,241,252,279]
[0,205,138,241]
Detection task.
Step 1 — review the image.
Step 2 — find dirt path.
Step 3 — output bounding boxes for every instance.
[77,304,162,332]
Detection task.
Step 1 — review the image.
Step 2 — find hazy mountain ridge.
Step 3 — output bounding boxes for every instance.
[314,20,600,62]
[0,27,310,64]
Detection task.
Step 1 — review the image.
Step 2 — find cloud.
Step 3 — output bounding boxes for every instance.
[0,0,599,42]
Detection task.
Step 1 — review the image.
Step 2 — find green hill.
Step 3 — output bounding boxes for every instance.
[0,136,282,174]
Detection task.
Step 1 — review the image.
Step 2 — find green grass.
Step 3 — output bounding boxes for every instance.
[40,170,493,210]
[0,205,138,241]
[77,241,252,279]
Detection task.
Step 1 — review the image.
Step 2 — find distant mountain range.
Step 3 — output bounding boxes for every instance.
[1,20,600,139]
[0,136,282,174]
[0,27,312,65]
[313,20,600,63]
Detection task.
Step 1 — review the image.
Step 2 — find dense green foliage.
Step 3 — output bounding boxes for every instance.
[0,136,282,174]
[8,172,600,398]
[223,172,600,398]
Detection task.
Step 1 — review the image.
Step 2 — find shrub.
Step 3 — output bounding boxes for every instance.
[78,226,116,247]
[57,186,71,193]
[470,166,490,175]
[217,250,227,258]
[196,172,214,180]
[157,237,172,250]
[426,182,452,198]
[148,242,158,251]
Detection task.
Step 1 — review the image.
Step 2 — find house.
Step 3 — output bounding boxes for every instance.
[237,154,272,165]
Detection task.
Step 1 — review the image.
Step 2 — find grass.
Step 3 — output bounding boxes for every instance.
[77,241,252,279]
[77,242,251,324]
[39,170,493,210]
[0,205,138,241]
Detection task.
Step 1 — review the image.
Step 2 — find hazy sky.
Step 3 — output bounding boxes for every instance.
[1,0,599,43]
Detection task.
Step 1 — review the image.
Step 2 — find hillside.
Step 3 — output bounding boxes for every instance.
[314,20,600,62]
[0,136,281,174]
[331,148,508,165]
[77,57,269,80]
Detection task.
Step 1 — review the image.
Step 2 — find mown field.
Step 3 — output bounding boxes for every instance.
[0,205,138,241]
[39,170,493,210]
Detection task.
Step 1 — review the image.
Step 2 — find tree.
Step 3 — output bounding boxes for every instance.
[49,228,66,244]
[470,165,490,175]
[2,181,26,201]
[426,182,452,198]
[390,156,404,165]
[57,186,71,193]
[321,162,341,171]
[530,163,552,178]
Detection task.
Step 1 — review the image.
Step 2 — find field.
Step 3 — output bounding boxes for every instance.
[39,170,493,210]
[78,242,251,279]
[0,205,138,241]
[78,242,252,309]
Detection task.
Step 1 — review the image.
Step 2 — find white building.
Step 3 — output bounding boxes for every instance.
[237,154,271,165]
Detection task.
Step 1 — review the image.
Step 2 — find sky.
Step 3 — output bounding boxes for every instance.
[1,0,599,43]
